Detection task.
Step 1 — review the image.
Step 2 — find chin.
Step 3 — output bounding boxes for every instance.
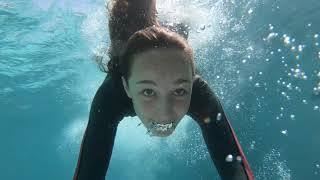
[153,131,172,137]
[150,129,174,137]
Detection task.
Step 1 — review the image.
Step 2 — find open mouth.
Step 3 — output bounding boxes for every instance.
[152,122,173,131]
[147,121,175,136]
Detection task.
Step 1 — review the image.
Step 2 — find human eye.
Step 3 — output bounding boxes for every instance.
[174,88,188,96]
[141,89,155,97]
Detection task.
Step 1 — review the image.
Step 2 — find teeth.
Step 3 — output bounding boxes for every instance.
[152,122,174,131]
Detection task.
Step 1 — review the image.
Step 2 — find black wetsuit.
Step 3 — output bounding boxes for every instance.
[73,71,254,180]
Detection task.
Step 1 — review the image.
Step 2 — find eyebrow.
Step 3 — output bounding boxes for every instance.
[136,79,191,85]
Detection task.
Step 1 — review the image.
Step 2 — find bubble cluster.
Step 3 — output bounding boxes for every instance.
[265,32,278,41]
[290,68,307,80]
[282,34,291,45]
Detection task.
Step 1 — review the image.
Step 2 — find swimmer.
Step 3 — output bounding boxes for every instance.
[73,0,254,179]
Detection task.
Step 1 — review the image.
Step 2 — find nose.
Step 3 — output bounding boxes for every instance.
[156,97,177,123]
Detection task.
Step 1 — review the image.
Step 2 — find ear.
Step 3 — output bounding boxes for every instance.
[121,76,132,99]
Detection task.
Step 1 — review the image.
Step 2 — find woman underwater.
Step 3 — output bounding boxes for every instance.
[73,0,254,179]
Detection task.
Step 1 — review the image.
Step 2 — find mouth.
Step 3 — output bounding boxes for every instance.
[151,121,174,130]
[146,121,175,136]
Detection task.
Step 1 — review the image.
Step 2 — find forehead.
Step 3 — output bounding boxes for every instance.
[132,48,189,69]
[129,48,192,83]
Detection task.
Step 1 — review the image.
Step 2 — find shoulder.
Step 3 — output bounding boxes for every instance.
[188,75,220,120]
[92,75,134,118]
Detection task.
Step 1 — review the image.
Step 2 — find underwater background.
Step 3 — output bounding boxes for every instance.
[1,0,320,179]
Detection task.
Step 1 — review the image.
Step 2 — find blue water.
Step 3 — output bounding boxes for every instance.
[1,0,320,179]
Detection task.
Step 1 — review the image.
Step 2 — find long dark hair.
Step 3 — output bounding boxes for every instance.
[102,0,194,82]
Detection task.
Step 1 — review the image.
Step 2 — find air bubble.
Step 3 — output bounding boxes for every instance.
[236,104,240,110]
[314,86,320,95]
[236,156,242,162]
[204,117,211,124]
[225,154,233,162]
[315,34,319,38]
[302,99,307,104]
[216,113,222,121]
[283,35,290,45]
[249,141,256,150]
[269,24,274,30]
[290,114,295,120]
[281,130,288,135]
[248,8,253,14]
[314,106,319,111]
[286,83,292,90]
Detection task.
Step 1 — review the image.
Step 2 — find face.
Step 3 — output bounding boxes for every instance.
[121,48,194,137]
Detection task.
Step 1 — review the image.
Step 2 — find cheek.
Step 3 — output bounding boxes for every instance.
[175,98,191,114]
[132,98,154,117]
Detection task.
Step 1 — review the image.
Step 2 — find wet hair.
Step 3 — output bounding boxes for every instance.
[116,26,195,83]
[102,0,195,82]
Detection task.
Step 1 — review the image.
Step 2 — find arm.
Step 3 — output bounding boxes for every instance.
[73,75,132,180]
[187,75,254,180]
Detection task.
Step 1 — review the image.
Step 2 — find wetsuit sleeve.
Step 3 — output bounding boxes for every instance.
[187,75,254,180]
[73,75,131,180]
